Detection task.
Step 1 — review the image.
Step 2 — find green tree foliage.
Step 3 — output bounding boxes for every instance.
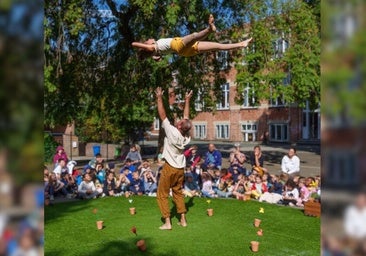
[321,1,366,124]
[227,0,320,109]
[44,0,320,144]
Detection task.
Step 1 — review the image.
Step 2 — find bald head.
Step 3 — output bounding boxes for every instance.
[177,119,192,137]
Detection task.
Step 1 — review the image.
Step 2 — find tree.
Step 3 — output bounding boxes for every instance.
[44,0,320,146]
[223,0,320,110]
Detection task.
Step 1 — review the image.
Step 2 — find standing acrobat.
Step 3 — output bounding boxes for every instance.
[132,14,252,61]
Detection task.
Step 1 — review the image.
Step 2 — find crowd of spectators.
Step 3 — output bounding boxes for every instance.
[44,143,321,209]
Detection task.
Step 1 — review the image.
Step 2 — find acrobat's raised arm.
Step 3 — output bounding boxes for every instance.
[131,41,155,53]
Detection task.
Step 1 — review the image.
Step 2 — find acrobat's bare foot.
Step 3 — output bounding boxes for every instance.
[241,37,253,48]
[159,224,172,230]
[208,14,216,32]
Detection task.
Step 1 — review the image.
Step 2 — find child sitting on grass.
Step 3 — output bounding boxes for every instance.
[281,179,299,206]
[77,173,101,199]
[251,174,268,199]
[183,173,201,198]
[201,172,216,198]
[103,171,118,197]
[295,177,310,207]
[129,171,145,196]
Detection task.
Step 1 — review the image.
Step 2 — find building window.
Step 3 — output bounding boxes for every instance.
[217,83,229,110]
[269,123,288,142]
[242,84,256,108]
[194,89,204,111]
[215,124,229,139]
[241,122,258,142]
[269,85,286,107]
[324,150,358,187]
[216,50,228,70]
[272,36,289,59]
[153,117,160,131]
[194,124,207,139]
[241,42,255,66]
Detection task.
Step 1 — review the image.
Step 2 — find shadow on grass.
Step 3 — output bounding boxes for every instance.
[45,199,95,223]
[165,197,194,224]
[47,238,178,256]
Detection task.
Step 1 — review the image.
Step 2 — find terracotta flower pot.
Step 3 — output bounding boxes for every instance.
[96,220,104,230]
[129,207,136,215]
[254,218,261,227]
[136,239,146,251]
[207,208,214,216]
[250,241,259,252]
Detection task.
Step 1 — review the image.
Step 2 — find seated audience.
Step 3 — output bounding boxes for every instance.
[281,147,300,176]
[103,171,118,197]
[228,145,246,175]
[184,145,201,171]
[45,172,68,201]
[129,171,145,196]
[77,173,101,199]
[259,174,283,204]
[119,158,136,181]
[53,158,68,179]
[295,177,310,207]
[281,179,299,206]
[216,176,235,198]
[126,144,142,168]
[116,173,131,195]
[201,143,222,171]
[201,172,216,198]
[183,173,201,198]
[250,145,267,176]
[143,170,157,196]
[251,174,268,199]
[53,145,68,168]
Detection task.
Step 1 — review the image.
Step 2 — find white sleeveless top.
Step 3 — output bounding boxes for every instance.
[155,38,173,54]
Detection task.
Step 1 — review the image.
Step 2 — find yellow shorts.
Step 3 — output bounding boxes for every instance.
[170,37,199,57]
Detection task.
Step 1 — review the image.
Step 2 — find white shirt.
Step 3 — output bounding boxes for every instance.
[284,188,299,199]
[161,118,190,168]
[155,38,173,54]
[344,205,366,239]
[281,155,300,174]
[78,181,96,193]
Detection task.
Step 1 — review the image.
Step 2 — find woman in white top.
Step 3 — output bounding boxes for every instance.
[132,14,252,61]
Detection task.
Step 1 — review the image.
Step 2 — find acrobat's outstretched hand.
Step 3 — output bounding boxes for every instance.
[185,90,193,101]
[155,87,164,98]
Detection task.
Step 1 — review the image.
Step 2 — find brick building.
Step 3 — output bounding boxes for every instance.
[151,68,320,144]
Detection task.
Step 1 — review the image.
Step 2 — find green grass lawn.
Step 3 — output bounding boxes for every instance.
[45,196,320,256]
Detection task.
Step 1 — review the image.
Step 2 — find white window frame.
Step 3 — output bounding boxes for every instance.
[324,149,358,187]
[216,50,229,70]
[269,85,286,107]
[215,123,230,139]
[269,123,289,142]
[242,83,256,108]
[153,117,160,131]
[240,121,258,142]
[272,34,289,59]
[217,83,230,110]
[194,89,204,111]
[193,123,207,139]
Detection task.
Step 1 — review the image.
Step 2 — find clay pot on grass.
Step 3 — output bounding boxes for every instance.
[207,208,214,216]
[96,221,104,230]
[129,207,136,215]
[136,239,146,251]
[250,241,259,252]
[254,218,261,227]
